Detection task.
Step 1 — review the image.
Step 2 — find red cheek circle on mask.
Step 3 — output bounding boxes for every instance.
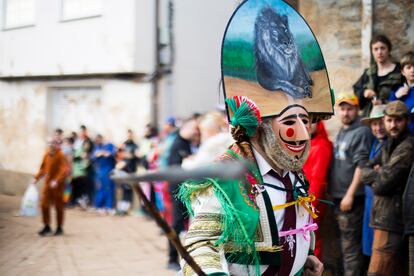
[286,128,294,137]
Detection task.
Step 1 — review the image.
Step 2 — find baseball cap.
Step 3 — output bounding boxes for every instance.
[336,93,359,107]
[165,115,176,126]
[384,100,409,118]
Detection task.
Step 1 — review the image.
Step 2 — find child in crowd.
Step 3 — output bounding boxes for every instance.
[389,51,414,133]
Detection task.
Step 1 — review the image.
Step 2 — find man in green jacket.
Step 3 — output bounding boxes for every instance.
[361,100,414,275]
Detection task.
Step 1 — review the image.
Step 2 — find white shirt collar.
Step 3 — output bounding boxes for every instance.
[252,147,288,178]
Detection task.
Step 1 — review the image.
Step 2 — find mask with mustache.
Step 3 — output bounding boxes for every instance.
[257,106,311,171]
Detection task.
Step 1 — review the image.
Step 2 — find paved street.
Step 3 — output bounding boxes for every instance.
[0,195,175,276]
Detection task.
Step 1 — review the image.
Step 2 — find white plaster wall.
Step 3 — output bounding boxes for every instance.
[159,0,238,120]
[98,79,152,143]
[0,79,152,174]
[0,81,49,173]
[0,0,156,77]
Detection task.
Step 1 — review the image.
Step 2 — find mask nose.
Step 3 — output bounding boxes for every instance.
[294,119,310,142]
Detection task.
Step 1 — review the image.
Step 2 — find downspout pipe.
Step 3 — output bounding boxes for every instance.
[152,0,161,126]
[361,0,373,68]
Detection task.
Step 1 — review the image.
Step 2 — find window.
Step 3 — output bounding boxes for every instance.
[47,87,104,135]
[2,0,35,30]
[61,0,102,21]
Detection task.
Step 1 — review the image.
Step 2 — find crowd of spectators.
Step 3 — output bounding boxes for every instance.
[313,35,414,275]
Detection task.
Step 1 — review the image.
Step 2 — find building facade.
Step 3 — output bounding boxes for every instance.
[0,0,237,185]
[1,0,413,193]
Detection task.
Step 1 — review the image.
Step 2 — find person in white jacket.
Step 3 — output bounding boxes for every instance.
[182,111,234,170]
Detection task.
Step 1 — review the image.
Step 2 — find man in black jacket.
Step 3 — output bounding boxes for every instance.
[166,119,199,270]
[403,162,414,275]
[361,100,414,275]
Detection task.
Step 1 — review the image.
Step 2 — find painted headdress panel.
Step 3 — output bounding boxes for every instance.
[222,0,334,120]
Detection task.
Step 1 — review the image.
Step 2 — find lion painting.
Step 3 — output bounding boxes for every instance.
[254,7,313,98]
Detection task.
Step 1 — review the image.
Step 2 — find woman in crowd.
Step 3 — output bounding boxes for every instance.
[354,35,403,116]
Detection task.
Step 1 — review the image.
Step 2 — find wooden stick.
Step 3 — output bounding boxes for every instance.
[111,163,247,275]
[132,183,206,276]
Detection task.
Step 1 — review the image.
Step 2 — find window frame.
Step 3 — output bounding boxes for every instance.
[59,0,103,23]
[1,0,36,31]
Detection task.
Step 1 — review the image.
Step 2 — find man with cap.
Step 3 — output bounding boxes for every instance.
[178,1,334,275]
[359,105,387,265]
[328,93,373,276]
[361,100,414,275]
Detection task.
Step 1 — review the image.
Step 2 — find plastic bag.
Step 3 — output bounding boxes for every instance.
[20,183,39,216]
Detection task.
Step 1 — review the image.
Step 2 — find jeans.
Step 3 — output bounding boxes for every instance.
[333,196,364,276]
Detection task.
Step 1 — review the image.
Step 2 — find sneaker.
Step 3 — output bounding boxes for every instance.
[38,225,52,236]
[97,208,107,216]
[166,261,181,271]
[115,210,128,216]
[106,209,116,216]
[77,196,88,210]
[54,226,64,236]
[133,208,146,217]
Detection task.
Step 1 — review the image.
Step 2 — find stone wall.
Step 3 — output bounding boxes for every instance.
[300,0,363,94]
[298,0,413,139]
[299,0,414,93]
[299,0,363,139]
[373,0,414,61]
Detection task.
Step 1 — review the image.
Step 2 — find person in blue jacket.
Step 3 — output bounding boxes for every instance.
[92,134,117,212]
[360,105,387,269]
[389,51,414,133]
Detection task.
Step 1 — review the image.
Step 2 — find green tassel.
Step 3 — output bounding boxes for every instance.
[226,98,259,137]
[208,178,260,276]
[177,180,212,217]
[178,178,261,276]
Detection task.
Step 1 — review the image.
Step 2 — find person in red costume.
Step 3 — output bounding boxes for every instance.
[303,121,333,260]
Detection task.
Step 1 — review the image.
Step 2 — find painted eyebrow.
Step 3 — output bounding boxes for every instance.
[279,114,309,120]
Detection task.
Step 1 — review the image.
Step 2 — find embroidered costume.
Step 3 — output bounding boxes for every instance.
[179,1,334,275]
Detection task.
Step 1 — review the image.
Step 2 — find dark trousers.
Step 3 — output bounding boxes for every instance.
[121,184,133,202]
[333,196,365,276]
[409,235,414,276]
[70,176,88,204]
[168,182,186,263]
[86,170,95,204]
[71,175,94,205]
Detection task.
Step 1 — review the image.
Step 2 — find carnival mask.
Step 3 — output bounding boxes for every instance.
[259,106,310,171]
